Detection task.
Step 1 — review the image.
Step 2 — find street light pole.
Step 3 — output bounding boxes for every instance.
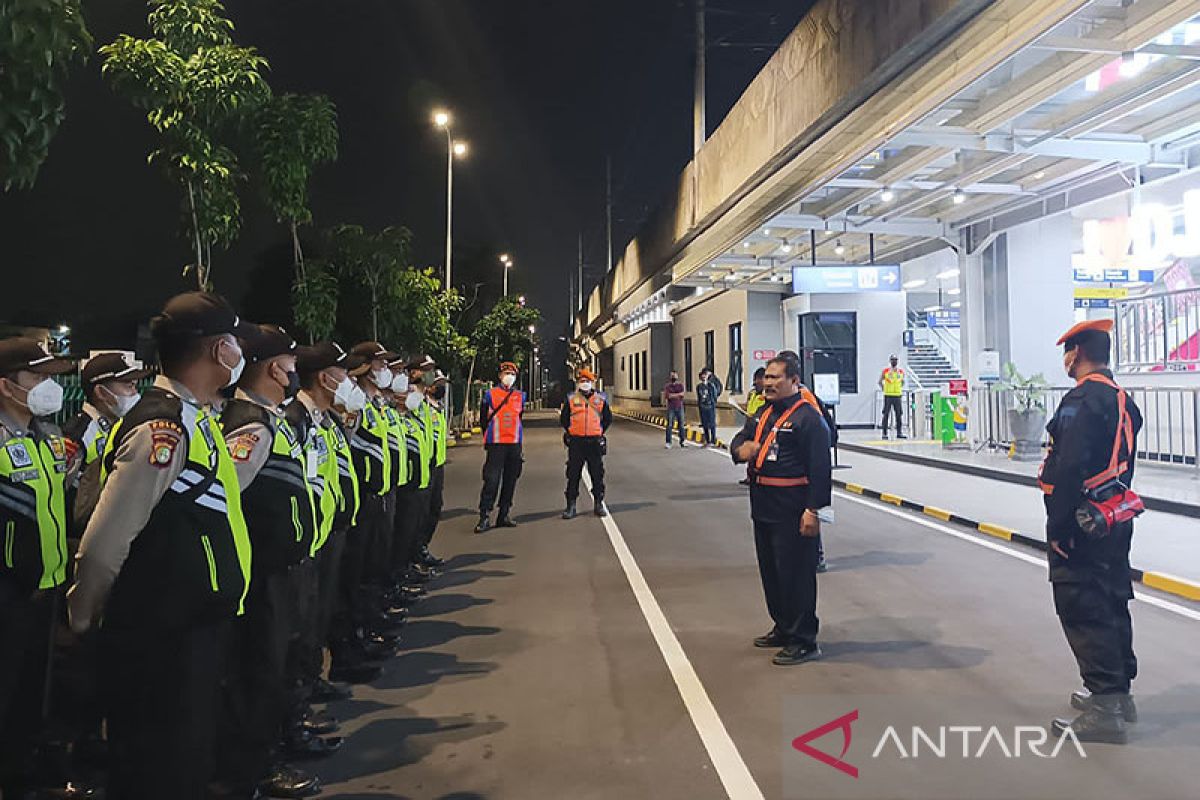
[500,254,512,297]
[444,125,453,291]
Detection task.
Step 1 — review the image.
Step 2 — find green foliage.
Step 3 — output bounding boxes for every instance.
[326,224,411,341]
[291,259,338,343]
[1000,362,1050,412]
[253,93,338,229]
[0,0,93,190]
[99,0,269,288]
[384,267,472,374]
[471,296,542,372]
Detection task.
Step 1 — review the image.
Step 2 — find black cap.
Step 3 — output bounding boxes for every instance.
[296,341,348,378]
[242,324,297,363]
[406,354,436,370]
[343,354,372,378]
[351,341,399,362]
[81,352,151,388]
[150,292,255,342]
[0,337,76,376]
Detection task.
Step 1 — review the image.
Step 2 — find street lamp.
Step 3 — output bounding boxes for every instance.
[433,109,468,292]
[500,254,513,296]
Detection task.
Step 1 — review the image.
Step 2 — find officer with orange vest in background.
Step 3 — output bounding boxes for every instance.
[475,362,526,533]
[560,368,611,519]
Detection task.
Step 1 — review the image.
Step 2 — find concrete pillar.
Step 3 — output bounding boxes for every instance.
[1005,214,1075,383]
[958,238,987,440]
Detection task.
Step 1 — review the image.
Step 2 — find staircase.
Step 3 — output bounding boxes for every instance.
[905,342,962,388]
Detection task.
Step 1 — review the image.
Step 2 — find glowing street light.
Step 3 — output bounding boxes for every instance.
[501,255,514,296]
[433,110,450,128]
[433,108,469,292]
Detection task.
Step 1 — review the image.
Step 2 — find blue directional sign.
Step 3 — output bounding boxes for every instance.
[1074,298,1112,308]
[926,310,960,328]
[792,264,901,294]
[1072,268,1155,283]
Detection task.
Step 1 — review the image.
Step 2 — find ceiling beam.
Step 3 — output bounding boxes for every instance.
[826,177,1032,195]
[766,213,947,238]
[891,129,1154,163]
[1031,37,1200,60]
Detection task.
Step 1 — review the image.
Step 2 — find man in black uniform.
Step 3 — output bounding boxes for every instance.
[731,355,831,666]
[560,368,611,519]
[1040,319,1142,744]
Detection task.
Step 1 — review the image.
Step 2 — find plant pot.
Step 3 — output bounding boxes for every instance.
[1007,408,1046,462]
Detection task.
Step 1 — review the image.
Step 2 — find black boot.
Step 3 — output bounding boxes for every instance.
[593,501,608,518]
[474,514,492,533]
[562,503,577,520]
[1052,694,1128,744]
[420,546,444,567]
[495,513,517,528]
[1071,689,1138,723]
[260,763,322,798]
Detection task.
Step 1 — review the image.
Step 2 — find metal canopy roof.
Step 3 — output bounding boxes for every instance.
[676,0,1200,293]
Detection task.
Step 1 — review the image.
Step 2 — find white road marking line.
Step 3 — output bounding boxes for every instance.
[582,470,765,800]
[835,490,1200,623]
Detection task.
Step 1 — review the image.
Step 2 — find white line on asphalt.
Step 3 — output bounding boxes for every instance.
[582,471,765,800]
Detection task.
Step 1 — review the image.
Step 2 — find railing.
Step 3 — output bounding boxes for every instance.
[1114,287,1200,372]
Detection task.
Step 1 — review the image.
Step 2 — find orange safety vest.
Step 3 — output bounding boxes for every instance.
[485,386,524,444]
[1038,372,1135,495]
[568,392,606,437]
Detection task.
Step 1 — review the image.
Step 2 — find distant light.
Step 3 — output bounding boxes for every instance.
[922,304,941,313]
[950,301,961,309]
[936,268,960,280]
[780,241,792,254]
[57,324,70,333]
[453,141,468,157]
[499,253,510,263]
[1033,171,1046,179]
[952,188,966,205]
[433,110,450,127]
[834,240,845,256]
[762,228,771,236]
[880,188,895,202]
[947,287,961,296]
[902,279,926,289]
[528,325,536,333]
[743,241,751,248]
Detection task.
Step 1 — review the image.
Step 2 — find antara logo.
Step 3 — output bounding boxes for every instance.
[792,710,1086,779]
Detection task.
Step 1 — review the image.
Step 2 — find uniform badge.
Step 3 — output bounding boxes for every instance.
[230,432,259,462]
[48,436,66,461]
[5,442,33,468]
[150,432,180,467]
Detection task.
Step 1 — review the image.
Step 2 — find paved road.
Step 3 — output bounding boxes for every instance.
[318,413,1200,800]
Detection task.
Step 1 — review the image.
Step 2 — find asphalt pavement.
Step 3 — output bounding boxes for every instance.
[317,412,1200,800]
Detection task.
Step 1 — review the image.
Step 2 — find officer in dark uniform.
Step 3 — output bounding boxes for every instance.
[0,338,77,798]
[68,292,254,800]
[475,361,526,533]
[560,368,611,519]
[218,324,322,799]
[731,355,831,666]
[1040,319,1143,744]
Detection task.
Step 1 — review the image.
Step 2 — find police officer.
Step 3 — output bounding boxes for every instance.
[878,354,906,439]
[475,361,525,533]
[395,356,437,584]
[731,355,831,666]
[1040,320,1142,744]
[63,352,151,531]
[422,369,449,555]
[217,324,322,799]
[0,338,76,798]
[560,368,611,519]
[68,292,253,799]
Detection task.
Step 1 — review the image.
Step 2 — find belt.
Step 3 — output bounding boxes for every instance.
[754,476,809,487]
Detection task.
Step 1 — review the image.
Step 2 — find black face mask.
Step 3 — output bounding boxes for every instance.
[430,385,446,400]
[284,370,301,401]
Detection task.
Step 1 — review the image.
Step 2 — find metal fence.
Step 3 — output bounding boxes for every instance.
[1114,287,1200,372]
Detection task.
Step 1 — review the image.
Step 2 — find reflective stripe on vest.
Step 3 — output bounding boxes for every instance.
[568,392,605,437]
[0,430,68,590]
[308,421,340,555]
[357,402,392,494]
[486,386,523,444]
[432,405,448,466]
[383,406,409,489]
[882,368,905,396]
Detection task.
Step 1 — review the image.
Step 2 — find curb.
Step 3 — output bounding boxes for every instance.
[617,409,1200,605]
[614,409,728,449]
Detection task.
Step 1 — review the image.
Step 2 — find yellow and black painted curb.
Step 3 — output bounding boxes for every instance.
[613,409,727,449]
[837,479,1200,604]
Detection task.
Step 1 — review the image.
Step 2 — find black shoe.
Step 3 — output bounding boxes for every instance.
[365,629,401,647]
[562,504,577,520]
[753,630,789,649]
[398,585,425,599]
[772,643,822,666]
[816,558,828,574]
[1052,694,1127,744]
[260,764,321,798]
[594,503,608,518]
[284,731,345,760]
[897,433,908,440]
[406,565,436,583]
[1071,689,1137,723]
[474,515,492,533]
[881,434,889,440]
[496,515,518,528]
[309,678,352,703]
[420,547,444,567]
[738,477,751,486]
[354,638,398,661]
[300,709,340,735]
[328,662,381,685]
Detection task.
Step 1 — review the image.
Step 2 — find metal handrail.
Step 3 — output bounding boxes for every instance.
[1114,286,1200,372]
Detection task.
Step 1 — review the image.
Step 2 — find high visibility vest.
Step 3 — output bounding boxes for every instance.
[402,412,432,489]
[485,386,523,444]
[351,400,391,496]
[328,415,360,528]
[309,419,340,555]
[745,391,766,416]
[430,403,448,466]
[882,367,905,396]
[100,390,251,625]
[0,423,69,592]
[568,392,606,438]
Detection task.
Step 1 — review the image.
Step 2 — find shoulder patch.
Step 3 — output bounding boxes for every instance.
[149,431,181,467]
[5,441,33,468]
[230,431,260,462]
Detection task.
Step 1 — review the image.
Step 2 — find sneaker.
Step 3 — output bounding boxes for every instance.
[772,643,822,666]
[816,558,828,573]
[474,515,491,534]
[753,629,789,648]
[664,442,672,449]
[1071,689,1137,723]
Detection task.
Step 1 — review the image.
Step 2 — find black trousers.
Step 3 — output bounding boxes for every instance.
[565,438,605,504]
[219,568,292,787]
[101,619,229,800]
[0,587,54,792]
[881,395,903,435]
[315,530,347,667]
[751,506,820,647]
[1053,575,1137,695]
[394,486,429,575]
[285,558,319,724]
[479,444,523,516]
[336,511,373,640]
[422,464,445,547]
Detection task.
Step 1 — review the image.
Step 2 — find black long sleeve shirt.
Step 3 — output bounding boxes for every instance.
[731,393,832,522]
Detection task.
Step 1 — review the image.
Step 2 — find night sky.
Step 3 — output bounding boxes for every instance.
[0,0,811,375]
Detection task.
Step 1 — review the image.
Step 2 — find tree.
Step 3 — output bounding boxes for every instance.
[251,92,339,341]
[99,0,269,289]
[471,296,542,372]
[327,224,411,342]
[0,0,92,190]
[384,267,472,375]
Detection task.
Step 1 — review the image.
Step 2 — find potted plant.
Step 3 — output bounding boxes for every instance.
[1000,363,1050,461]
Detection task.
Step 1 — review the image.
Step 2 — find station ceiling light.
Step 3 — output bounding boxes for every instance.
[936,268,960,280]
[834,240,845,256]
[947,287,961,295]
[922,304,941,312]
[762,227,771,236]
[952,188,966,205]
[950,301,961,309]
[780,241,792,254]
[902,278,926,289]
[880,187,895,202]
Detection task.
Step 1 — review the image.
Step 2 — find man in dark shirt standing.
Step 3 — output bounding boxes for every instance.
[696,368,721,447]
[560,369,612,519]
[731,355,832,666]
[1039,320,1142,744]
[662,371,686,449]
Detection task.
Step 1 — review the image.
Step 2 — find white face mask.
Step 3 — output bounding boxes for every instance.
[404,390,424,412]
[332,376,357,409]
[500,373,516,388]
[578,381,594,393]
[20,378,64,417]
[371,367,393,389]
[344,384,367,413]
[390,372,409,393]
[218,343,245,388]
[104,388,140,418]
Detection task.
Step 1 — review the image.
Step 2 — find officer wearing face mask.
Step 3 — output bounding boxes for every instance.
[0,337,77,799]
[388,361,436,597]
[475,361,525,533]
[560,368,611,519]
[63,352,152,533]
[68,292,254,800]
[420,370,449,558]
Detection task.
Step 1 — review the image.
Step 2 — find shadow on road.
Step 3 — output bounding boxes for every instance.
[398,618,501,650]
[432,568,514,590]
[823,549,934,572]
[407,593,495,617]
[440,552,515,570]
[372,650,498,692]
[513,508,566,524]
